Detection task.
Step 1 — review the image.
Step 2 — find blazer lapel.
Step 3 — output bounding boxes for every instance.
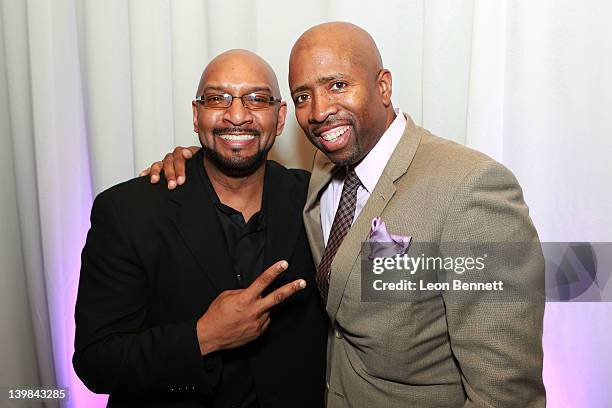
[263,162,303,279]
[326,115,423,322]
[168,151,237,294]
[303,151,336,265]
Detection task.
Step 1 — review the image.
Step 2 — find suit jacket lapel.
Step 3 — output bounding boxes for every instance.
[263,162,303,279]
[168,151,237,293]
[303,152,336,265]
[325,115,423,322]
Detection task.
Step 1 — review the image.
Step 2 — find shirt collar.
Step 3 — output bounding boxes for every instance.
[354,109,406,192]
[197,158,267,227]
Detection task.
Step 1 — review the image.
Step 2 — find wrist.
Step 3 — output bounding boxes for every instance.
[196,315,219,356]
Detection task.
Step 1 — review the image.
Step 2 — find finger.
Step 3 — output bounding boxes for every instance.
[187,146,200,157]
[244,260,289,300]
[138,167,151,177]
[149,161,163,183]
[256,312,269,328]
[258,278,306,313]
[172,147,189,185]
[182,147,198,159]
[259,315,271,333]
[162,153,177,189]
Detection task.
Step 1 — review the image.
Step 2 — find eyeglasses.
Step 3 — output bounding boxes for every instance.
[195,92,282,110]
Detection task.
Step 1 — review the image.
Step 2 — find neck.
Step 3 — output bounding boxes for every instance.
[385,104,397,129]
[369,106,398,151]
[203,156,266,222]
[352,107,397,166]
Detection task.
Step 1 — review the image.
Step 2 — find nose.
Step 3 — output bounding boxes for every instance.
[308,91,337,124]
[223,97,253,126]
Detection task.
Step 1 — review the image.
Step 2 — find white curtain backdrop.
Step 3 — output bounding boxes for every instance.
[1,1,611,407]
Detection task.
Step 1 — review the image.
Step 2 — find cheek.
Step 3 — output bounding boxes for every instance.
[259,115,275,129]
[197,113,218,133]
[348,92,374,126]
[253,115,276,136]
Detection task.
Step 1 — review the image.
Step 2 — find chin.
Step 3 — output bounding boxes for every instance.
[204,146,268,177]
[323,151,356,166]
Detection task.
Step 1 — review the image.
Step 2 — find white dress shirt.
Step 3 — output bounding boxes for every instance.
[321,110,407,245]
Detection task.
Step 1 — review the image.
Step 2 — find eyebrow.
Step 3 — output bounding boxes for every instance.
[291,73,350,95]
[203,85,273,94]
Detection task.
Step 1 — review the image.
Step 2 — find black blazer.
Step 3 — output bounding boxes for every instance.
[74,152,328,407]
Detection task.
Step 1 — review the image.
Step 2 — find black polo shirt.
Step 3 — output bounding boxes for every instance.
[197,161,267,408]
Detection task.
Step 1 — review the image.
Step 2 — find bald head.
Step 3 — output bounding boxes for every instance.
[192,49,288,178]
[290,22,383,78]
[197,49,280,97]
[288,22,395,166]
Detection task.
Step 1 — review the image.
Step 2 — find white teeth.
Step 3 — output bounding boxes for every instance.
[321,126,349,141]
[219,134,256,141]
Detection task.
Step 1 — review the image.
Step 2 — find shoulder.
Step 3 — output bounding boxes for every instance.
[419,131,493,168]
[91,175,170,219]
[98,148,202,205]
[266,160,311,190]
[411,131,518,187]
[289,168,312,186]
[97,174,167,200]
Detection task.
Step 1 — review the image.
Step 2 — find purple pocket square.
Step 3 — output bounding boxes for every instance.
[368,217,412,259]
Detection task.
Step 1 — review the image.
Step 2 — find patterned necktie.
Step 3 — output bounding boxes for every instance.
[316,167,361,303]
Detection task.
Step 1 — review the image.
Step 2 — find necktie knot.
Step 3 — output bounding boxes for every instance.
[344,167,361,192]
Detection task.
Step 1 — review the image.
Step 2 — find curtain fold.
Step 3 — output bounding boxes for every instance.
[1,1,58,407]
[80,0,135,193]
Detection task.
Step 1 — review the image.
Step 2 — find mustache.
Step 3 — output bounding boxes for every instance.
[213,127,260,136]
[310,117,354,135]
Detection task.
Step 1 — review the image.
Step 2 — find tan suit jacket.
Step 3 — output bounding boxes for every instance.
[303,115,545,407]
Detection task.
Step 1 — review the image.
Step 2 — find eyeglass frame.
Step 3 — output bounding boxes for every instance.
[195,92,283,110]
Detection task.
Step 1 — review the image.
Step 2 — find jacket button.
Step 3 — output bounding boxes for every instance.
[334,328,343,339]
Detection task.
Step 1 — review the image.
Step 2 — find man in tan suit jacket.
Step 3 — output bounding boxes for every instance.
[146,21,546,408]
[290,23,546,407]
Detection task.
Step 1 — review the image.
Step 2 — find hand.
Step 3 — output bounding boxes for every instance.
[138,146,200,189]
[196,260,306,355]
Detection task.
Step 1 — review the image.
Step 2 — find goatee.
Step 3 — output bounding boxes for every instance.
[202,145,270,178]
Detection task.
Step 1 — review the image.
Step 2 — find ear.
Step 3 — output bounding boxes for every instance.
[275,101,288,136]
[192,100,199,133]
[377,69,393,107]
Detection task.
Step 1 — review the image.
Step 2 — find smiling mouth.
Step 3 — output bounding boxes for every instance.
[319,125,350,142]
[218,134,256,141]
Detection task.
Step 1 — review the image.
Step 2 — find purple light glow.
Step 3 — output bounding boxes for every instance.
[543,303,612,407]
